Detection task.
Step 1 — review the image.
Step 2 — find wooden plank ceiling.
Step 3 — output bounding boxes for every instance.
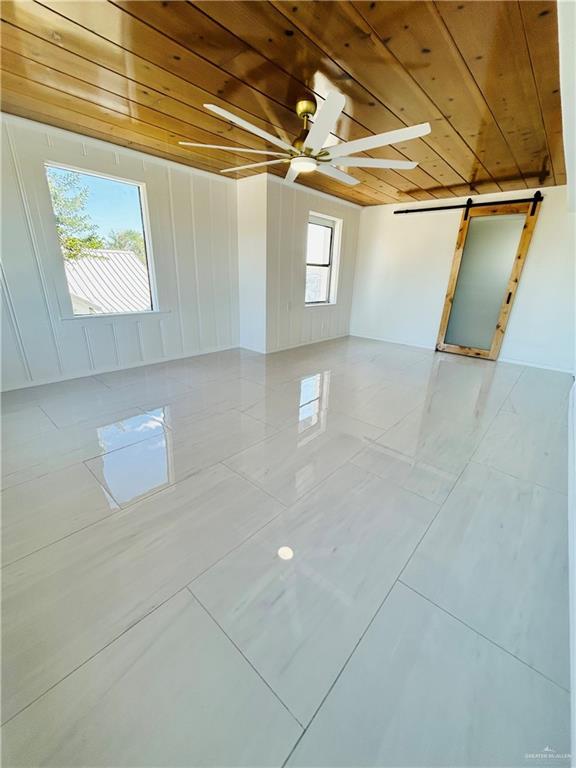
[0,0,566,206]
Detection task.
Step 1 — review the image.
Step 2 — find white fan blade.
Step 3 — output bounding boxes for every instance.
[285,164,300,184]
[204,104,295,153]
[221,158,289,173]
[328,123,431,159]
[304,91,346,153]
[179,142,289,157]
[316,165,360,186]
[335,157,418,170]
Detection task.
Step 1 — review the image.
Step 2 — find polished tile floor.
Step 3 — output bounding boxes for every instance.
[1,337,571,767]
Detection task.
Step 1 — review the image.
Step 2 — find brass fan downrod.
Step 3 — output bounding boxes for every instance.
[293,98,317,153]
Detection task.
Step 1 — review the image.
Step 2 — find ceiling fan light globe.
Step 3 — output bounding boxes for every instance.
[291,156,317,174]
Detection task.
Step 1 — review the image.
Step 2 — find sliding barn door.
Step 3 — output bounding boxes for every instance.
[436,199,542,360]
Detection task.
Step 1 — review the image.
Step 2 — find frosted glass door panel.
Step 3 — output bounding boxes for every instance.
[445,214,525,350]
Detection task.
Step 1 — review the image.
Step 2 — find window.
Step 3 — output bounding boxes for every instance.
[45,165,155,316]
[305,214,339,305]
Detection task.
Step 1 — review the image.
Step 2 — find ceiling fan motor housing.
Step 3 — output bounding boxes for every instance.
[295,98,317,119]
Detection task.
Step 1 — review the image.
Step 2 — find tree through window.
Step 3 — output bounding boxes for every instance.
[45,166,154,315]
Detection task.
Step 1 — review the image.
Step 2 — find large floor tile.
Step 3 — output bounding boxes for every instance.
[351,443,458,504]
[1,409,166,489]
[501,366,573,421]
[419,355,523,421]
[224,412,382,505]
[378,401,492,475]
[402,462,569,687]
[2,589,301,767]
[193,464,437,724]
[288,584,570,767]
[339,381,425,431]
[1,463,118,565]
[93,363,183,389]
[86,410,275,506]
[40,377,191,428]
[1,404,57,447]
[146,377,267,422]
[473,409,568,493]
[0,376,109,413]
[242,371,375,430]
[1,464,283,721]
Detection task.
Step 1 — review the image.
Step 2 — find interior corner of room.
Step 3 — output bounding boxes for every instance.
[1,0,575,764]
[1,110,573,389]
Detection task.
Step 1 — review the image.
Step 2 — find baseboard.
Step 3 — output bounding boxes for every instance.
[1,343,238,392]
[265,332,349,354]
[348,333,574,375]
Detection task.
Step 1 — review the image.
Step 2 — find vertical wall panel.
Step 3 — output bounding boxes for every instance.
[265,177,361,352]
[191,175,218,351]
[0,276,30,390]
[2,115,362,391]
[114,322,144,367]
[85,322,118,370]
[1,115,239,390]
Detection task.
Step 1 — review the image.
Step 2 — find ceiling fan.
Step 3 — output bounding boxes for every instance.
[179,92,431,187]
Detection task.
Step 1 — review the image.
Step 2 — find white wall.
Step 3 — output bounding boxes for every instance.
[236,175,268,353]
[265,176,360,353]
[350,186,574,373]
[1,114,361,389]
[557,0,576,758]
[1,114,239,391]
[234,174,360,354]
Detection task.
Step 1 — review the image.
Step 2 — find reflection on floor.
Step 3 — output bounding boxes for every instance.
[1,337,571,766]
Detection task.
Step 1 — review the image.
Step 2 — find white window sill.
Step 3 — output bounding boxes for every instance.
[305,302,337,308]
[60,310,170,321]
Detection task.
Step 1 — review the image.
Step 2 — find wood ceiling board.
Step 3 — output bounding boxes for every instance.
[352,0,527,188]
[202,0,478,191]
[37,0,303,139]
[141,0,438,199]
[110,1,424,201]
[0,102,239,178]
[272,1,501,192]
[0,0,565,205]
[0,6,298,155]
[436,1,554,186]
[519,0,566,185]
[0,22,281,152]
[2,85,381,205]
[30,0,413,201]
[0,9,374,201]
[0,50,298,173]
[0,90,251,178]
[0,65,283,176]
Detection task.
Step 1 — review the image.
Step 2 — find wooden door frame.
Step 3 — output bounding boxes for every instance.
[436,198,542,360]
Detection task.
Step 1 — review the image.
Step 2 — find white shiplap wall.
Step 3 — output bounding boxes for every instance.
[1,115,239,390]
[266,176,360,352]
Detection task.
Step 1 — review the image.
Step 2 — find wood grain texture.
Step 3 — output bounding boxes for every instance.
[0,0,565,205]
[436,200,541,361]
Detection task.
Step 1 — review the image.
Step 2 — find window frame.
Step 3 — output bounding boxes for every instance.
[44,162,159,319]
[305,212,341,307]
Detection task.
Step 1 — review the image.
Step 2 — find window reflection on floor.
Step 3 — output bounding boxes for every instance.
[298,372,330,442]
[96,409,172,504]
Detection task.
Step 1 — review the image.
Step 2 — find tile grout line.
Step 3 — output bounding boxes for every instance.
[278,433,486,765]
[0,496,290,728]
[467,458,568,497]
[278,476,466,766]
[1,405,153,492]
[187,588,305,731]
[398,580,570,694]
[0,585,191,728]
